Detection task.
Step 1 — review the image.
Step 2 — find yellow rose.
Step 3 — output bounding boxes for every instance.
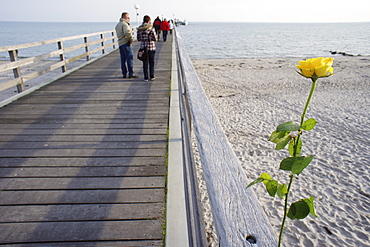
[296,57,334,80]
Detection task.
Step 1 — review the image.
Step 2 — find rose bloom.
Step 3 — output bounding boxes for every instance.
[296,57,334,79]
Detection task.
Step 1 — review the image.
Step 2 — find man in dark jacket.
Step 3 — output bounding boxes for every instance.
[153,16,162,40]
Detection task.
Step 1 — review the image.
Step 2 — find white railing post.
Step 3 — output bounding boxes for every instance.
[8,49,24,93]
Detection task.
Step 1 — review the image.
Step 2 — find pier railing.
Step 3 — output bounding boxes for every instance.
[174,29,278,246]
[0,30,117,95]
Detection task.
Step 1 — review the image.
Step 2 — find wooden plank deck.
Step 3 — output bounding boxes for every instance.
[0,35,172,246]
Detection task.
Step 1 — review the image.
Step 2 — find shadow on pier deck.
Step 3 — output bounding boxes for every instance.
[0,36,173,246]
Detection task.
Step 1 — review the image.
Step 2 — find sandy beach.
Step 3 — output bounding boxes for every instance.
[192,56,370,246]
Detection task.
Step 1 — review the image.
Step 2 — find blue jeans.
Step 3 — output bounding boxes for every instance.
[119,43,134,77]
[143,50,156,80]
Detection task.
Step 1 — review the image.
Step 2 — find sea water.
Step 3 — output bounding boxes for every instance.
[0,21,117,60]
[1,21,369,59]
[177,22,370,59]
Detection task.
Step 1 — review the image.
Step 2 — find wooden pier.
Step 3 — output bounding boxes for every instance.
[0,36,172,246]
[0,28,278,246]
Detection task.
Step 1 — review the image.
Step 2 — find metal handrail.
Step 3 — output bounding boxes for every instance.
[174,28,278,246]
[174,28,208,247]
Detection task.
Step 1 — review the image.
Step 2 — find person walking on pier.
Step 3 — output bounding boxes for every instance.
[137,15,157,81]
[153,16,162,40]
[169,20,174,35]
[115,12,138,79]
[160,18,170,42]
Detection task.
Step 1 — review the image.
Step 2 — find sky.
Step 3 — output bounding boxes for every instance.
[0,0,369,23]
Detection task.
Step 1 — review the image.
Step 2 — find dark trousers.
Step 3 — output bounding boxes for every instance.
[162,30,168,42]
[154,26,160,39]
[143,50,156,80]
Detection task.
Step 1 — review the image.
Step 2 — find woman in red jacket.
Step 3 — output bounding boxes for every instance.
[160,18,170,42]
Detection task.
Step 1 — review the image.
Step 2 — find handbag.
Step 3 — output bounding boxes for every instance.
[137,47,148,61]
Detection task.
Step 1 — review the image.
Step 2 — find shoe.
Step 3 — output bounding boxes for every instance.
[144,79,149,82]
[150,77,156,81]
[128,75,139,79]
[123,75,127,78]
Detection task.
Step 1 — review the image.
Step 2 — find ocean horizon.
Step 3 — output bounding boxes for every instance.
[1,21,370,59]
[178,22,370,59]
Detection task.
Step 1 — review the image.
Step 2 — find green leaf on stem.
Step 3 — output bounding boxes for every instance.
[277,183,288,199]
[246,173,271,188]
[287,200,310,220]
[275,134,292,150]
[280,157,296,171]
[302,118,317,131]
[287,196,317,220]
[269,130,290,144]
[265,179,279,197]
[288,138,302,156]
[260,172,272,184]
[277,121,300,132]
[280,156,314,174]
[246,178,264,188]
[303,196,318,217]
[280,156,313,175]
[270,130,292,150]
[292,156,314,174]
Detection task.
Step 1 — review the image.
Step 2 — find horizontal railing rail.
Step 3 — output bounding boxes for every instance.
[0,30,118,95]
[174,29,278,246]
[168,28,208,247]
